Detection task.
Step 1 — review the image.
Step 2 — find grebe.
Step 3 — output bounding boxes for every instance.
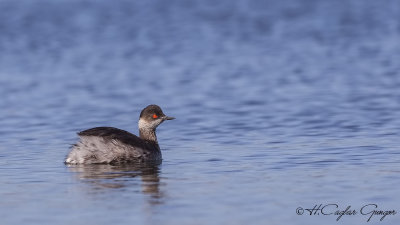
[65,105,174,164]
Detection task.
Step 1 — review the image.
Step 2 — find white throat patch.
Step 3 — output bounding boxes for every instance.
[138,118,161,130]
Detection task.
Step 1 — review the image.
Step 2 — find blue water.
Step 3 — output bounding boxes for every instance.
[1,0,400,224]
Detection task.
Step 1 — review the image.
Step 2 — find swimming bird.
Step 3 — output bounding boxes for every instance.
[65,105,174,164]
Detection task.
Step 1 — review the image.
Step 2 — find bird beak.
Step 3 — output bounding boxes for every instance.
[163,116,175,120]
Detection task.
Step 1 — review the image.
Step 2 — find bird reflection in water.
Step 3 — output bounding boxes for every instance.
[66,161,164,204]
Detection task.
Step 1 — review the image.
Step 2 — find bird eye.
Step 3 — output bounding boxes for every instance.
[152,114,158,119]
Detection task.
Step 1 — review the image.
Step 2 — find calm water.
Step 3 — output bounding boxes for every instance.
[1,0,400,224]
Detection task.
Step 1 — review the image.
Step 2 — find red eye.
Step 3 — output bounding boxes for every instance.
[152,114,158,119]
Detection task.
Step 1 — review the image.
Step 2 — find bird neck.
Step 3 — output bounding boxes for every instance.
[139,128,158,142]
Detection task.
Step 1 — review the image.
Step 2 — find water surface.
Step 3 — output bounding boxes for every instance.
[0,0,400,224]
